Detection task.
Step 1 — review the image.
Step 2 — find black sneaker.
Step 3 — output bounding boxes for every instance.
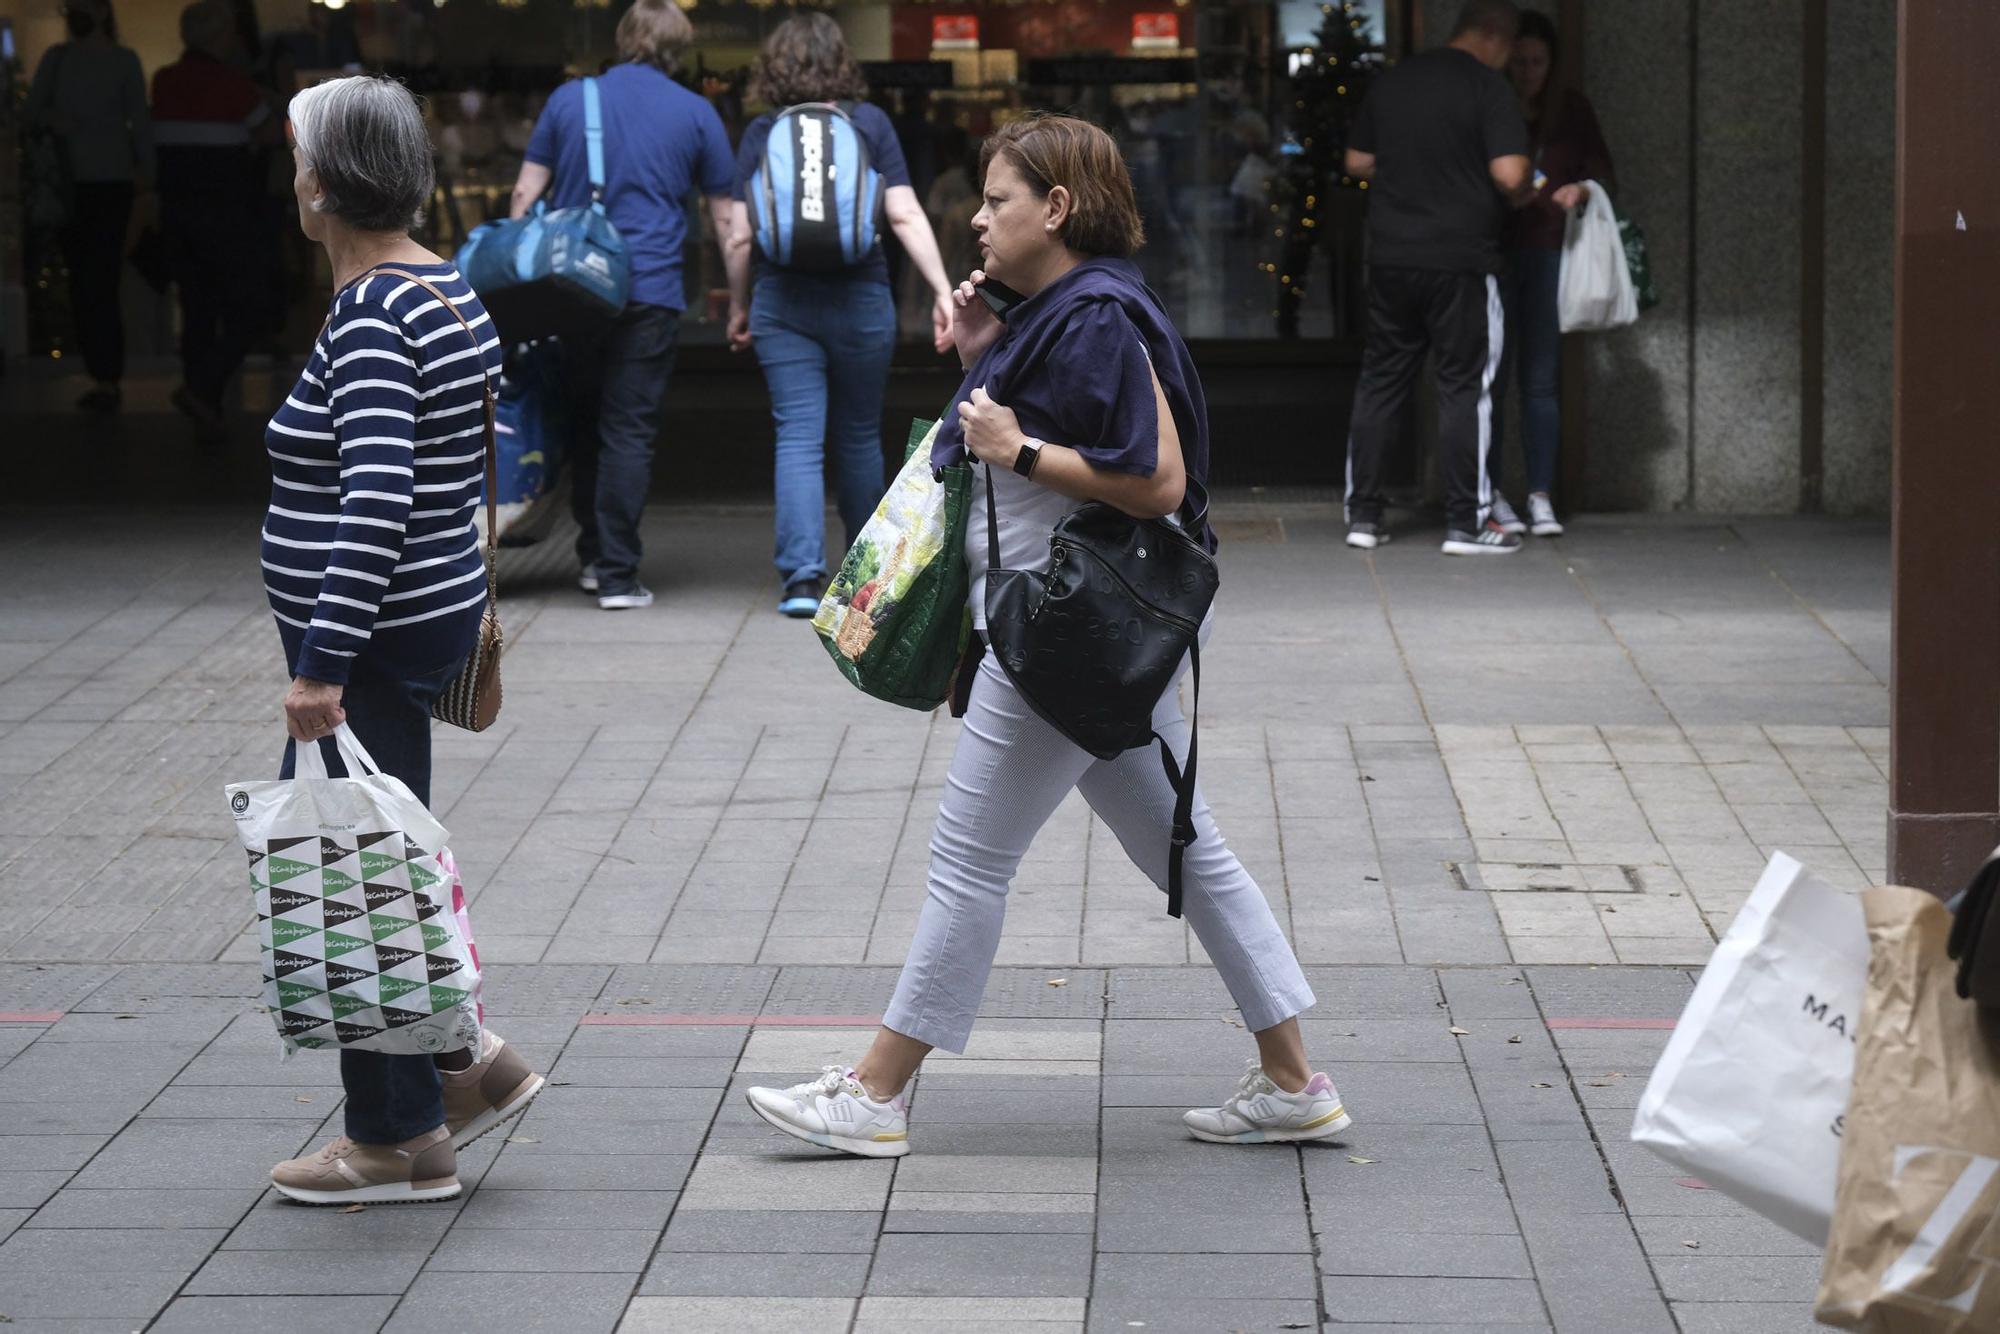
[778,578,824,619]
[1345,522,1390,551]
[76,385,121,415]
[1441,521,1524,556]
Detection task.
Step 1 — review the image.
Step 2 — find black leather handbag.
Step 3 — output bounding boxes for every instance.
[981,466,1220,917]
[1947,845,2000,1008]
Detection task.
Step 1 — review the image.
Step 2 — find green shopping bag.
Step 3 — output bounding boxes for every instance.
[813,418,971,710]
[1618,205,1659,312]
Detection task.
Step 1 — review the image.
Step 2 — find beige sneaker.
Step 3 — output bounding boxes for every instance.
[441,1030,546,1150]
[270,1125,459,1205]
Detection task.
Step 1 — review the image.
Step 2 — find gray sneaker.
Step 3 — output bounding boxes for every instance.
[1345,523,1390,551]
[1490,495,1527,535]
[1441,522,1524,556]
[1527,493,1565,537]
[598,584,654,610]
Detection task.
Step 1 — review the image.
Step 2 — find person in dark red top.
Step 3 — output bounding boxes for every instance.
[151,0,275,441]
[1489,9,1614,538]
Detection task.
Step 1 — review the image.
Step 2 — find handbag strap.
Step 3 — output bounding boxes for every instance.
[320,268,500,584]
[983,461,1204,918]
[1153,647,1200,920]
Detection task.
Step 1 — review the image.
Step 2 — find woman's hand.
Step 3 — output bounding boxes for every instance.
[1551,182,1589,212]
[931,289,955,355]
[957,387,1027,469]
[726,302,752,353]
[284,676,346,744]
[949,270,1005,368]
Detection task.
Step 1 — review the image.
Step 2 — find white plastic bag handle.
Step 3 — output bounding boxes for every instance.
[294,722,387,782]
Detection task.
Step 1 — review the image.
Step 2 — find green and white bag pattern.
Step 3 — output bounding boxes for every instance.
[226,725,483,1059]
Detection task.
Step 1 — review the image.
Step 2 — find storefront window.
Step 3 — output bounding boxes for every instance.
[279,0,1399,349]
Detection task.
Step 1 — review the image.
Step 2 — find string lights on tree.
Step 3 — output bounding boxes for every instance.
[1267,0,1376,338]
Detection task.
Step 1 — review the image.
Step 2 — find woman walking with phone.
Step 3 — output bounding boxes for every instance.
[745,115,1347,1158]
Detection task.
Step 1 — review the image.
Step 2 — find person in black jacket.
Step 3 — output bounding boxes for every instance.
[1339,0,1536,556]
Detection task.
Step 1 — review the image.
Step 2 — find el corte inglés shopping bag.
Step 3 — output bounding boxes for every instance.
[225,725,483,1058]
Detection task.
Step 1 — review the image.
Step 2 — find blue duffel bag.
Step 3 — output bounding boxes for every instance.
[456,77,629,344]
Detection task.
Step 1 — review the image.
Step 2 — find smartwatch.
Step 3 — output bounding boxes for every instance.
[1011,438,1043,479]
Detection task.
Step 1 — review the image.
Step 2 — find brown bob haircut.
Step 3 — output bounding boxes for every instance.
[979,114,1145,259]
[618,0,695,76]
[751,13,869,108]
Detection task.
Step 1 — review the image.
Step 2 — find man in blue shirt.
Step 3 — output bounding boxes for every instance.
[510,0,735,610]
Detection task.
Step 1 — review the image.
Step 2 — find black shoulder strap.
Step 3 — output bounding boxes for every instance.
[1153,643,1200,920]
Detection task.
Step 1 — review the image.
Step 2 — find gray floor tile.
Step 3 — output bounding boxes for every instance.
[151,1296,400,1334]
[383,1272,635,1334]
[638,1248,871,1296]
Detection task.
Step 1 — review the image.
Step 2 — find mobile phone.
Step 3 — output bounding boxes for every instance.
[976,278,1028,320]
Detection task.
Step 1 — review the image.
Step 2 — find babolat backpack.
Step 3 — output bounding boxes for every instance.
[748,103,885,272]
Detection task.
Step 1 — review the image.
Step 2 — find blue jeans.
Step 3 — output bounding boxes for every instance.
[750,273,897,587]
[565,303,681,597]
[1493,247,1562,497]
[281,656,463,1144]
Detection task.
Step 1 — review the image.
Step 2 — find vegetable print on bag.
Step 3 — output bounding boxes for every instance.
[227,724,483,1059]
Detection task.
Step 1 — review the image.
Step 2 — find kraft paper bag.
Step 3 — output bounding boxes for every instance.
[1815,886,2000,1332]
[1632,851,1869,1243]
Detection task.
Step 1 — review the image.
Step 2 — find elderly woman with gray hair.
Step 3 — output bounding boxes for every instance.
[263,75,545,1205]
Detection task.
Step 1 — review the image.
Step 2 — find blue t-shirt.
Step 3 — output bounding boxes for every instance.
[732,102,912,288]
[525,63,735,312]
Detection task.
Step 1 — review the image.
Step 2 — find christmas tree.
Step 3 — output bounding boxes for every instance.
[1271,1,1378,338]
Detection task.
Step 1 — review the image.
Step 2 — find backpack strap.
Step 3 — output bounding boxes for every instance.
[583,77,607,213]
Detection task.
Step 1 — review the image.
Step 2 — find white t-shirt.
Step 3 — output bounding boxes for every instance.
[965,463,1080,632]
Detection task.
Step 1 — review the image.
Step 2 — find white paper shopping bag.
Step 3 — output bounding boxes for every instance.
[1631,851,1869,1243]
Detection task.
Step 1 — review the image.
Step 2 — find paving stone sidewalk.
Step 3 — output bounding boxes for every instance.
[0,501,1886,1331]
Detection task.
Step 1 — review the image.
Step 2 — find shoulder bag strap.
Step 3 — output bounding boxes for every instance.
[583,77,607,213]
[1153,646,1199,920]
[983,462,1002,572]
[362,267,499,585]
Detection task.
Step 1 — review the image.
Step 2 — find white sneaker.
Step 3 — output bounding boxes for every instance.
[1184,1063,1352,1145]
[1489,495,1528,535]
[1527,493,1564,537]
[745,1066,911,1158]
[577,564,600,594]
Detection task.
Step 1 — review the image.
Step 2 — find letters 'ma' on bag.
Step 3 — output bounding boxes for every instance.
[1631,852,1869,1244]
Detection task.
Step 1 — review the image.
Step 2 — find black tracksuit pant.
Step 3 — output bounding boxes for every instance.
[1343,264,1504,534]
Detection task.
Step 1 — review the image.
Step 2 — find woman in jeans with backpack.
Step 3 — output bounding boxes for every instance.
[723,14,957,617]
[745,116,1347,1158]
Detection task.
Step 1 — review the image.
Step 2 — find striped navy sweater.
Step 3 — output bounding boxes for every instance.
[263,263,501,686]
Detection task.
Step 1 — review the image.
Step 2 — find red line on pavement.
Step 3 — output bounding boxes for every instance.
[578,1014,884,1027]
[0,1012,64,1023]
[1545,1018,1677,1030]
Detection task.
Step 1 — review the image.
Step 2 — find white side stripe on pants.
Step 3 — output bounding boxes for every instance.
[1474,273,1504,526]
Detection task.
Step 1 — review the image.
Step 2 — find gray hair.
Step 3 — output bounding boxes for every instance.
[289,76,435,234]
